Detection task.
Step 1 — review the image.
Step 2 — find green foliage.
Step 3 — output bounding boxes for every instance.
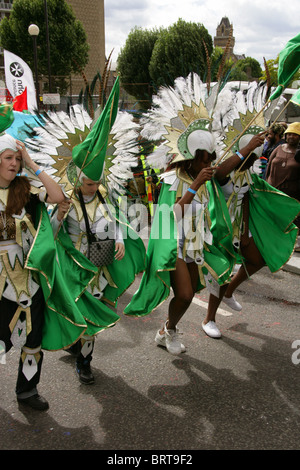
[260,56,300,87]
[0,0,89,89]
[117,19,212,106]
[229,57,262,81]
[117,27,161,106]
[149,19,213,88]
[260,57,279,85]
[210,46,234,81]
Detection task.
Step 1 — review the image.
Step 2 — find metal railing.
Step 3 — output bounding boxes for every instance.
[0,2,13,11]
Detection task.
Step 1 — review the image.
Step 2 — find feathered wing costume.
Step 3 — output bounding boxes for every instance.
[214,80,300,272]
[6,97,146,349]
[124,74,237,318]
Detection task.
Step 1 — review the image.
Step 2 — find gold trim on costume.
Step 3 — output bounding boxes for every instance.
[9,305,32,336]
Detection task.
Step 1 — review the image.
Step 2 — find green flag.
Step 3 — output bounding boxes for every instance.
[0,102,14,133]
[270,33,300,101]
[72,76,120,181]
[290,87,300,106]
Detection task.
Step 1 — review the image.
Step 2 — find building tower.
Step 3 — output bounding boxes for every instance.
[214,17,235,55]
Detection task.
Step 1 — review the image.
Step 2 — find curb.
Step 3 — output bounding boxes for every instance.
[282,253,300,275]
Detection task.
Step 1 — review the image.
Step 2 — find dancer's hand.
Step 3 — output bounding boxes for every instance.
[57,199,72,221]
[15,140,32,167]
[115,242,125,260]
[246,132,266,152]
[195,166,214,186]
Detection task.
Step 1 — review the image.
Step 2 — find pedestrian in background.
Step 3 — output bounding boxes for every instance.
[266,122,300,235]
[259,123,286,179]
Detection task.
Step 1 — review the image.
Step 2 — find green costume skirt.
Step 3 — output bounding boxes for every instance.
[124,178,235,317]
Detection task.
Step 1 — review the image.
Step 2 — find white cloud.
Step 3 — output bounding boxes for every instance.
[104,0,300,66]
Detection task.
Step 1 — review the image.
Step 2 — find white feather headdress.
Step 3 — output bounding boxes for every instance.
[141,73,287,170]
[8,105,141,203]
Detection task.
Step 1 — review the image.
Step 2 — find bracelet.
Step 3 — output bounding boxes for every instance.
[236,151,244,161]
[35,168,42,176]
[187,187,197,195]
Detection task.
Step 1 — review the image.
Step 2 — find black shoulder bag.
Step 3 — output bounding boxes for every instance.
[78,190,115,267]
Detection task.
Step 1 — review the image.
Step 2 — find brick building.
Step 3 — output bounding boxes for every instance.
[66,0,106,93]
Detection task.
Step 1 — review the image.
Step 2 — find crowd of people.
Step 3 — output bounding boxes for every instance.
[1,77,300,412]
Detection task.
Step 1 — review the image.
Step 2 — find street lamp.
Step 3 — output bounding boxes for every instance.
[44,0,52,93]
[28,23,40,109]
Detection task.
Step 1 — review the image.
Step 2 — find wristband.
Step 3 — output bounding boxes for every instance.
[236,151,244,161]
[188,187,197,195]
[35,168,42,176]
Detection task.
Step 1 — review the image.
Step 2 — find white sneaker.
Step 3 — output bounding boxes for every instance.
[155,323,186,355]
[202,321,222,338]
[222,294,242,311]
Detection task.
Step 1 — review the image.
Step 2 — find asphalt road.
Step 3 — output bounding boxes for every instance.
[0,260,299,454]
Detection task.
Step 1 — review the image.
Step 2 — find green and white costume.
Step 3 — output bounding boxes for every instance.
[219,107,300,273]
[125,74,237,316]
[124,167,235,317]
[6,80,146,354]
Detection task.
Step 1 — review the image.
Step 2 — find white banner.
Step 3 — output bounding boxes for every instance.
[4,49,37,112]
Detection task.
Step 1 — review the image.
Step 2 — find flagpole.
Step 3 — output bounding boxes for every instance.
[269,97,291,126]
[227,90,300,182]
[28,24,40,110]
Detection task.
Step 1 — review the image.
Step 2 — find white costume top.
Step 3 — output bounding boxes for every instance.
[0,188,46,306]
[51,191,123,299]
[161,170,213,263]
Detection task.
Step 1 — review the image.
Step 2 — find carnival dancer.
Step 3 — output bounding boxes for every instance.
[47,79,146,383]
[51,170,145,383]
[202,122,300,337]
[0,133,68,410]
[124,74,249,353]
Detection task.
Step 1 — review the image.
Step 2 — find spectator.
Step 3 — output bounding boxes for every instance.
[259,123,286,179]
[266,122,300,232]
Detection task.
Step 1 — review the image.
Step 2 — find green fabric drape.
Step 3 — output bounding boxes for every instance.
[248,174,300,272]
[26,203,89,350]
[124,178,235,317]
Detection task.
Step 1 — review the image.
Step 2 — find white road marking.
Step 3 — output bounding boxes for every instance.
[192,297,233,317]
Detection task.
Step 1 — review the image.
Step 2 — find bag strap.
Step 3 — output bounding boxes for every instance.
[96,189,106,205]
[77,190,94,244]
[77,189,107,244]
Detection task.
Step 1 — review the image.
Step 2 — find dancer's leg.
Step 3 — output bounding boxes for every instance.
[204,284,228,324]
[225,237,265,298]
[159,258,198,333]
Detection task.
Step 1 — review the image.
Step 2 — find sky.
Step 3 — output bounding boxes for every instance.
[104,0,300,67]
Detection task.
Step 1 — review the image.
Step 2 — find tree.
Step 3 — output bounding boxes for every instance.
[117,26,161,106]
[149,19,213,88]
[230,57,262,81]
[117,19,213,106]
[210,46,234,82]
[0,0,89,92]
[260,56,300,87]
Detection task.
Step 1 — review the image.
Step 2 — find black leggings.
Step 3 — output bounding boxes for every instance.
[0,288,45,396]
